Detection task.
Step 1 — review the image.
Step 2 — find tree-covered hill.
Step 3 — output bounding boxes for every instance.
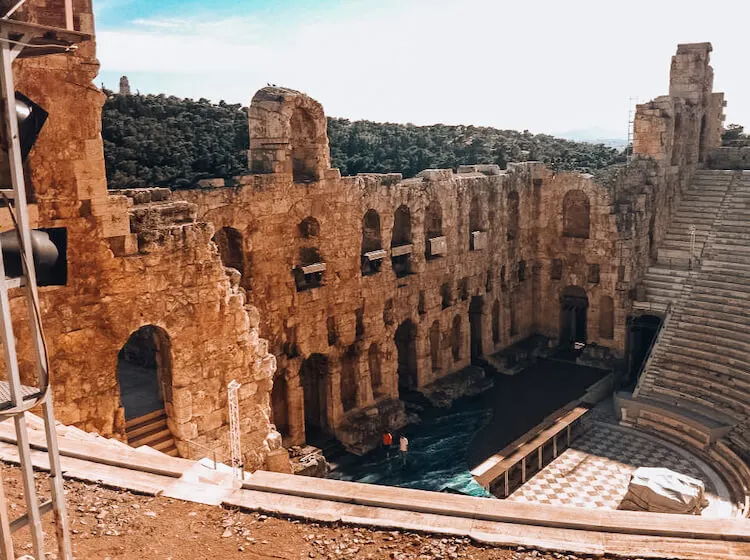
[101,91,626,189]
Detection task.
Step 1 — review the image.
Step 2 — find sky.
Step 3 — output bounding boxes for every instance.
[94,0,749,139]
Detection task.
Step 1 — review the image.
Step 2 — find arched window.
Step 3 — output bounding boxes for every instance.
[361,209,383,276]
[290,108,319,183]
[212,227,244,274]
[441,282,452,309]
[599,295,615,340]
[395,320,418,398]
[562,190,590,239]
[507,191,519,240]
[451,315,462,361]
[271,371,289,437]
[368,344,384,398]
[391,205,413,278]
[294,216,324,291]
[425,200,444,259]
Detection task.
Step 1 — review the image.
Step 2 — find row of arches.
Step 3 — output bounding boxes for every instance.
[211,188,593,293]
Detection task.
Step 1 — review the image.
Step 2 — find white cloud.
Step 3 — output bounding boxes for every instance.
[95,0,750,134]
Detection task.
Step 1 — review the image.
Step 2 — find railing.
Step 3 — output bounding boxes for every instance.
[183,438,224,470]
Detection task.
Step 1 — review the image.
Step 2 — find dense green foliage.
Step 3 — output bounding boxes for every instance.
[102,92,625,189]
[722,123,750,147]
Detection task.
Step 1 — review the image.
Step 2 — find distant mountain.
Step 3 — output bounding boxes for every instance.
[554,128,628,149]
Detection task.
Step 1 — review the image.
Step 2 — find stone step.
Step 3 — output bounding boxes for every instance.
[652,345,750,382]
[125,409,167,430]
[671,325,750,355]
[640,379,745,422]
[675,312,750,338]
[643,379,747,422]
[701,259,750,274]
[664,333,750,364]
[646,365,750,412]
[649,359,750,394]
[691,281,750,299]
[644,266,693,279]
[130,427,173,448]
[681,300,749,323]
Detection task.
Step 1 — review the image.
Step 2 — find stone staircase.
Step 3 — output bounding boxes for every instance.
[633,170,734,314]
[126,409,178,457]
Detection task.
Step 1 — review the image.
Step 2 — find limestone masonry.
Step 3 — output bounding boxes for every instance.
[5,1,749,492]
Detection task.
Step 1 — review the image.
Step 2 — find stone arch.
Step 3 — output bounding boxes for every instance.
[212,226,244,275]
[395,320,418,397]
[429,320,441,372]
[368,343,384,398]
[294,216,324,291]
[492,299,501,345]
[249,87,331,179]
[391,204,413,277]
[361,209,383,276]
[451,315,462,362]
[507,191,519,240]
[560,286,589,348]
[425,200,443,259]
[300,353,330,437]
[599,295,615,339]
[340,346,358,412]
[117,325,172,423]
[562,190,590,239]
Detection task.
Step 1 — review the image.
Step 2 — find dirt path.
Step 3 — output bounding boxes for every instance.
[0,463,655,559]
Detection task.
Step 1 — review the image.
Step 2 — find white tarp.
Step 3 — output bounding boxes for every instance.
[620,467,708,515]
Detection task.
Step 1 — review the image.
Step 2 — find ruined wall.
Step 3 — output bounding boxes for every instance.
[176,88,639,449]
[631,42,724,279]
[2,0,280,469]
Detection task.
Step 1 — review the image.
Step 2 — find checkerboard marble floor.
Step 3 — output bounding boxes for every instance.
[507,422,733,517]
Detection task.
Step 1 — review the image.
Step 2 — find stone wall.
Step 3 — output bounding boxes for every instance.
[707,147,750,170]
[175,88,658,450]
[0,0,280,470]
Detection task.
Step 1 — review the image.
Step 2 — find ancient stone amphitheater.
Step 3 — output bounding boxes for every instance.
[0,1,749,558]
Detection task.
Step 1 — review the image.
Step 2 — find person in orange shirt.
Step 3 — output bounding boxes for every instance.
[382,430,393,460]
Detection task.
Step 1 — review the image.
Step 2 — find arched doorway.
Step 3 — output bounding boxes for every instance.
[627,314,663,384]
[429,320,441,372]
[451,315,462,362]
[117,325,176,454]
[340,346,358,412]
[368,344,384,398]
[271,372,290,438]
[424,200,443,259]
[559,286,588,349]
[117,325,170,421]
[395,320,418,398]
[300,354,330,438]
[212,226,244,274]
[469,296,484,361]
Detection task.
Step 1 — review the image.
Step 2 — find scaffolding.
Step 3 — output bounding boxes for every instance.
[0,6,88,559]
